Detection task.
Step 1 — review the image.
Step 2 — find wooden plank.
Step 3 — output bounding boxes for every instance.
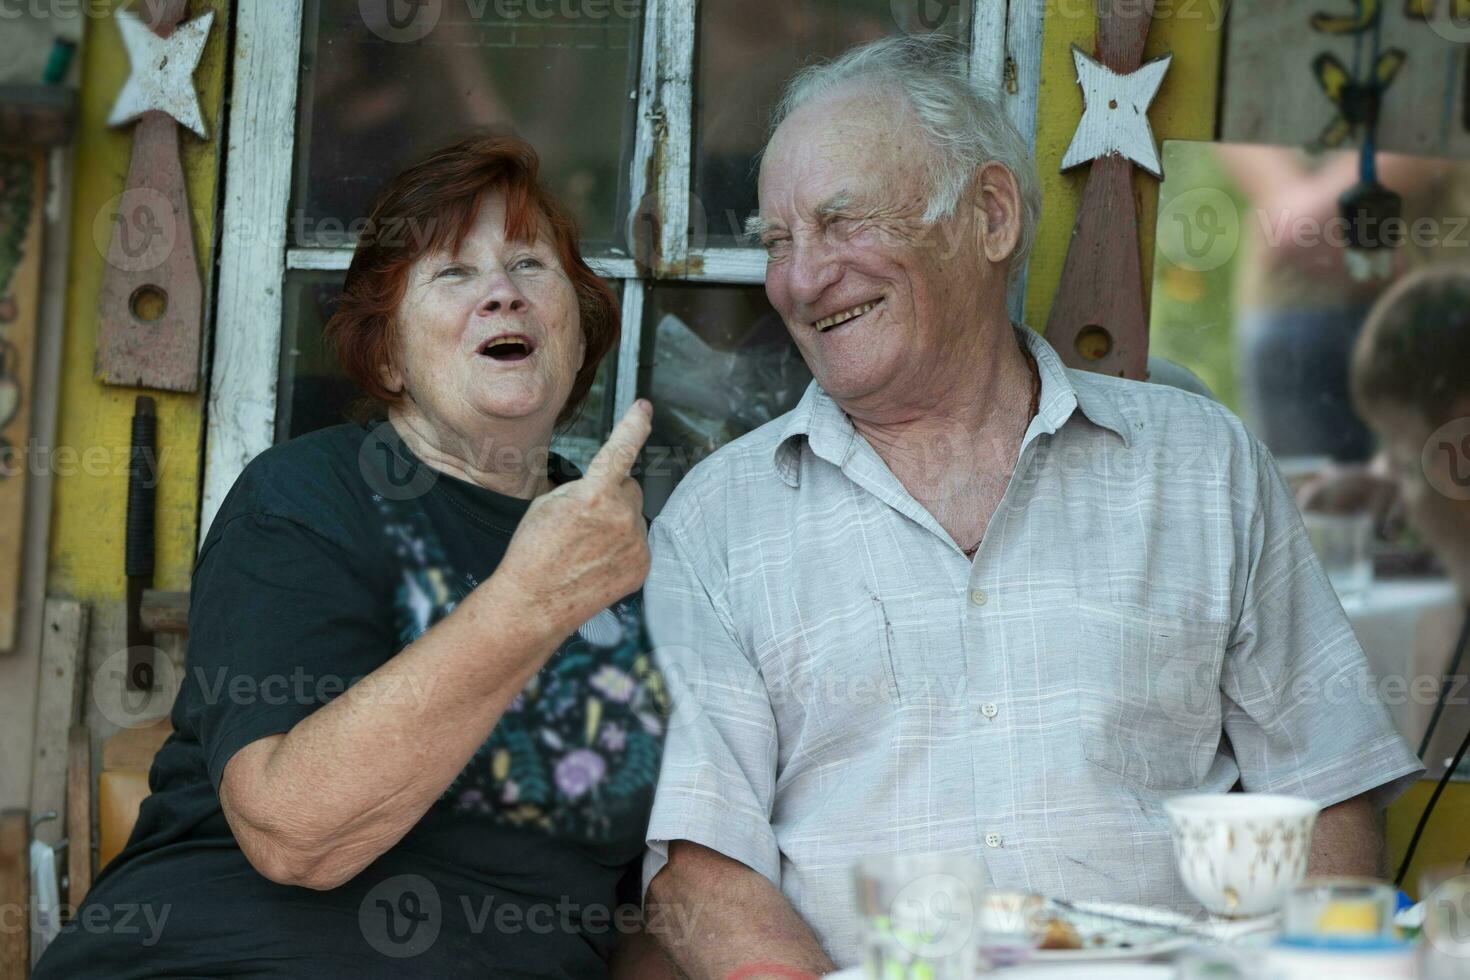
[66,727,90,906]
[684,248,766,285]
[101,719,172,772]
[139,589,188,635]
[0,86,78,147]
[0,148,45,652]
[199,0,305,541]
[624,0,696,277]
[0,809,28,979]
[613,280,646,419]
[28,600,88,848]
[653,0,695,276]
[1045,153,1152,378]
[1222,0,1469,157]
[973,0,1047,320]
[95,114,204,392]
[1024,0,1221,332]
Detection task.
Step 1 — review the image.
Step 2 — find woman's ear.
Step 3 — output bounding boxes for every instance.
[376,315,407,396]
[377,348,405,396]
[973,160,1023,267]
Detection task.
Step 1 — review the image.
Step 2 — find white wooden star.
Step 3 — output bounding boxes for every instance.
[1060,45,1173,178]
[107,9,215,138]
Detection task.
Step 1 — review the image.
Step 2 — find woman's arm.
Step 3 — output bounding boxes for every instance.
[218,402,653,890]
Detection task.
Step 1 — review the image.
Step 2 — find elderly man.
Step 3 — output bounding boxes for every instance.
[641,36,1422,975]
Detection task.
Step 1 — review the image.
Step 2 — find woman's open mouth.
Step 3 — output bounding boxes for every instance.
[477,334,536,363]
[813,298,882,333]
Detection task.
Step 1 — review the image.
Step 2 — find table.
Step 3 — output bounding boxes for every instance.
[1343,577,1464,771]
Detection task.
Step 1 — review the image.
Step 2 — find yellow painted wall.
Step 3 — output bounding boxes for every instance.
[1025,3,1224,329]
[48,0,230,598]
[1388,780,1470,899]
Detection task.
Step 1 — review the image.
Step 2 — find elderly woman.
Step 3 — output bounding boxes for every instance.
[35,135,665,978]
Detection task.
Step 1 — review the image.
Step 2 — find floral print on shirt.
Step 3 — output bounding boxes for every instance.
[375,491,667,844]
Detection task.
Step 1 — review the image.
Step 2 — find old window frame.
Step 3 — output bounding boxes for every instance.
[200,0,1043,538]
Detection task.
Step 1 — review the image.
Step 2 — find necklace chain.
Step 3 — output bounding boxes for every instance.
[962,349,1040,560]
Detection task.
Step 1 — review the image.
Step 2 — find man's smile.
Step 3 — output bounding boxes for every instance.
[812,298,883,332]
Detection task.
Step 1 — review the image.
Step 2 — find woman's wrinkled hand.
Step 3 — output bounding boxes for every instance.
[498,400,654,638]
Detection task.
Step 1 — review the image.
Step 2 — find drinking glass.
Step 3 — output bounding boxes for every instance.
[853,852,988,979]
[1419,867,1470,979]
[1303,512,1374,603]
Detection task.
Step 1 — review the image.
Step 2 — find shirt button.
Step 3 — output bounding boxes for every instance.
[969,589,988,607]
[980,702,999,720]
[985,833,1003,848]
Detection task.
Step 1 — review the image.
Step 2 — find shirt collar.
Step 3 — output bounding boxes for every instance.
[772,324,1132,487]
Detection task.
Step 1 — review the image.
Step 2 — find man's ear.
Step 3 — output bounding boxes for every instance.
[971,161,1023,267]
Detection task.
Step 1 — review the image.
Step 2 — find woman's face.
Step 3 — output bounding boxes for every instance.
[385,191,585,448]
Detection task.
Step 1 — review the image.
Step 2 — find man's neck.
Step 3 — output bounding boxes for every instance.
[845,317,1036,479]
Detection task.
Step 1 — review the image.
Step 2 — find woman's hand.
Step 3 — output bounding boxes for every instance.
[498,400,654,638]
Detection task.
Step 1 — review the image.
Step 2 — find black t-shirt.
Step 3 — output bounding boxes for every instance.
[35,421,667,980]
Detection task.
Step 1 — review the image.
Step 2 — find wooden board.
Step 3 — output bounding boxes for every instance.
[1024,0,1222,333]
[1222,0,1470,157]
[200,0,304,540]
[101,718,172,772]
[29,600,88,848]
[1044,0,1160,379]
[0,809,28,979]
[66,726,91,906]
[1046,153,1152,378]
[0,148,44,651]
[94,112,203,392]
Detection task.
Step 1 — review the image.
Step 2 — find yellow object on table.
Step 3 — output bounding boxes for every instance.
[1315,898,1382,936]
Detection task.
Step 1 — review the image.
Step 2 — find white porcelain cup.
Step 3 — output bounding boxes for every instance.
[1164,793,1321,918]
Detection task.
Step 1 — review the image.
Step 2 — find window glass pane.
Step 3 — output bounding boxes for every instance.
[294,0,642,248]
[277,270,619,459]
[692,1,970,243]
[638,283,812,516]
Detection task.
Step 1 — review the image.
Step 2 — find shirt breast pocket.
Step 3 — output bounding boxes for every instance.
[755,591,901,724]
[1072,600,1227,791]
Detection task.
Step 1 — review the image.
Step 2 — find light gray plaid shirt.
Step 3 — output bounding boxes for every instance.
[642,326,1421,964]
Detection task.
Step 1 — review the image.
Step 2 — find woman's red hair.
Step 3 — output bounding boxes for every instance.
[325,133,618,425]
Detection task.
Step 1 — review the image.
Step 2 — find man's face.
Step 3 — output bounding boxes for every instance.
[756,88,988,406]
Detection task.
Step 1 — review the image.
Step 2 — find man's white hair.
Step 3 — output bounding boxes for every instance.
[763,33,1041,280]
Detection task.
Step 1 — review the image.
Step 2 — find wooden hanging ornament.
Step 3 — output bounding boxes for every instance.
[1045,0,1171,380]
[95,0,214,392]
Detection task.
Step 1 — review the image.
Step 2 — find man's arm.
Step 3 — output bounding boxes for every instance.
[1307,792,1382,878]
[646,841,836,980]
